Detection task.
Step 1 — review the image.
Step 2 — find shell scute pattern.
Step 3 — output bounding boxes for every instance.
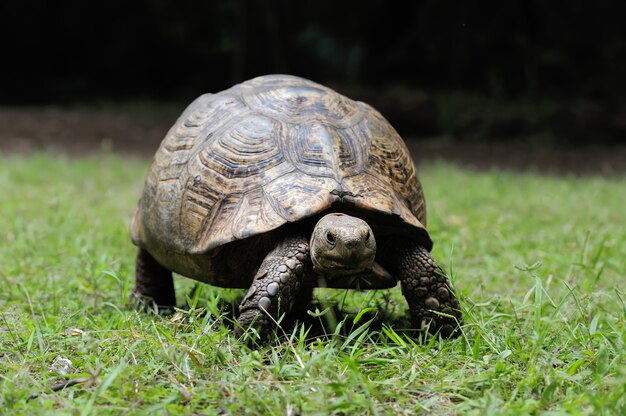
[197,114,283,180]
[241,77,364,128]
[284,122,339,178]
[230,189,285,240]
[262,172,337,223]
[131,75,427,269]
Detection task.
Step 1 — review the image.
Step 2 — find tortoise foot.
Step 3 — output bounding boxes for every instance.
[386,241,462,338]
[235,235,309,341]
[132,248,176,313]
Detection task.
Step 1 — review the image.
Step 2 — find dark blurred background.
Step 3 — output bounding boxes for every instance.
[1,0,626,168]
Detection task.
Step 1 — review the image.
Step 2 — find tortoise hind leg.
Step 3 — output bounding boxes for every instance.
[382,239,462,338]
[235,235,309,341]
[133,248,176,313]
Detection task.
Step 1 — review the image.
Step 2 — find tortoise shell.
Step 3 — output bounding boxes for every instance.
[131,74,431,285]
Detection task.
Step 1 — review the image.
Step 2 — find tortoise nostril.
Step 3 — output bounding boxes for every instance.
[344,239,359,249]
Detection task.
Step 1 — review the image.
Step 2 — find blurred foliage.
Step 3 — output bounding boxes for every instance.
[2,0,626,103]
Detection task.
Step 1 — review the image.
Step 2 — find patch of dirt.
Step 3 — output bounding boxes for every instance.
[0,107,170,156]
[2,107,626,175]
[412,139,626,175]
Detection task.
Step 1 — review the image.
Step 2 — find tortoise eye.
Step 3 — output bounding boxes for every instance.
[326,231,335,245]
[365,230,370,240]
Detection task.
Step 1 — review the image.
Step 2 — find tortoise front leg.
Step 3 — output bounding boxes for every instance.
[383,239,462,338]
[236,235,309,341]
[132,248,176,312]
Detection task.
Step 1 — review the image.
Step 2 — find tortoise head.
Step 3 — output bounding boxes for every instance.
[310,213,376,276]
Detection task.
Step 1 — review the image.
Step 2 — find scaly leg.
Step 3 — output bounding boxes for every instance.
[133,248,176,312]
[384,240,462,338]
[236,235,309,340]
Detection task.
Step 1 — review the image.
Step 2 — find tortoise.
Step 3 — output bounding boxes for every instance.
[130,74,462,339]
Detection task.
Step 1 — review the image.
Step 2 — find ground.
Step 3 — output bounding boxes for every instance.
[1,105,625,414]
[2,105,626,174]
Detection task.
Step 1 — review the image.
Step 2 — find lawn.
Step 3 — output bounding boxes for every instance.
[1,153,625,415]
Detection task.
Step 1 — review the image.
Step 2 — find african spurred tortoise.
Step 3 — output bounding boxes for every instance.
[131,74,462,339]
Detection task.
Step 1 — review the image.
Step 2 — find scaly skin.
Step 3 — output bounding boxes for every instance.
[133,215,462,341]
[235,235,309,340]
[133,248,176,312]
[384,240,462,338]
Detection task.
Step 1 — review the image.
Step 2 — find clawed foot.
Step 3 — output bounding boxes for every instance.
[386,241,463,338]
[405,267,462,338]
[235,235,309,343]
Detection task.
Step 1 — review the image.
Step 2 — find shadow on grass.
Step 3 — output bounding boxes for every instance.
[173,285,426,344]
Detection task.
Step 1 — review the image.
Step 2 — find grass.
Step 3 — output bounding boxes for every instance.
[1,152,625,415]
